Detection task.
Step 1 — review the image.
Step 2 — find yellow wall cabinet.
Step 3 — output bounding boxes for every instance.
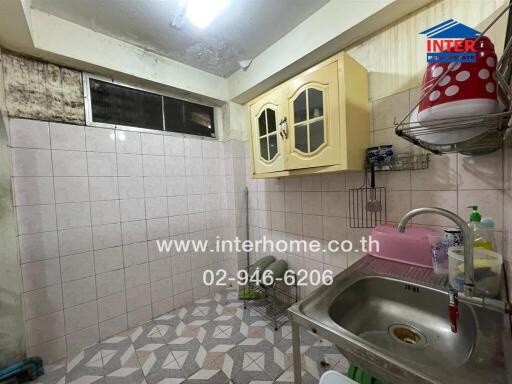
[248,52,369,178]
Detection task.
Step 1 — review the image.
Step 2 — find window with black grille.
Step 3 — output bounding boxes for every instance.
[87,78,216,138]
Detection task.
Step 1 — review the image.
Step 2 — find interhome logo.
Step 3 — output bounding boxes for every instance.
[420,19,481,63]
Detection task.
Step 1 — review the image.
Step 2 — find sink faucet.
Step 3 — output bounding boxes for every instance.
[397,207,511,332]
[398,208,473,333]
[397,207,475,296]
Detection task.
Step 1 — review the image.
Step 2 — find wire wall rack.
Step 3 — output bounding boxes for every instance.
[395,4,512,156]
[367,152,430,172]
[348,167,386,228]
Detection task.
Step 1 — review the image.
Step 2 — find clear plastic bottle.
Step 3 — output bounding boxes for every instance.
[467,205,493,250]
[480,217,496,251]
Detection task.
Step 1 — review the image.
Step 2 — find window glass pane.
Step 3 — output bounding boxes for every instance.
[308,88,324,119]
[293,91,307,123]
[184,101,215,137]
[163,97,186,134]
[267,109,277,133]
[268,134,278,160]
[258,111,267,137]
[310,120,325,151]
[90,79,163,130]
[294,124,308,153]
[260,137,269,160]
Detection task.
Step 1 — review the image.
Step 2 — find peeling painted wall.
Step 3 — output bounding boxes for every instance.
[2,52,85,124]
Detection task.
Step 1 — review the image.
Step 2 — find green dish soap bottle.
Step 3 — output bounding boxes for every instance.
[467,205,493,250]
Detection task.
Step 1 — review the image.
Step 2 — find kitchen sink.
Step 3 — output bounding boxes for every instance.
[329,276,476,369]
[288,256,509,384]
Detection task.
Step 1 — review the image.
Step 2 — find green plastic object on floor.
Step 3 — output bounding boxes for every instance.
[263,259,288,286]
[238,288,261,299]
[239,255,277,299]
[348,364,385,384]
[248,255,276,274]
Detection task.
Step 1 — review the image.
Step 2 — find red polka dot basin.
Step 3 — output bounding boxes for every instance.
[418,36,498,123]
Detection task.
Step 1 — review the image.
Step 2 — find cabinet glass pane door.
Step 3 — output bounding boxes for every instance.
[310,120,324,151]
[308,89,323,118]
[295,124,308,153]
[267,109,277,133]
[293,91,307,123]
[258,108,279,161]
[292,88,326,153]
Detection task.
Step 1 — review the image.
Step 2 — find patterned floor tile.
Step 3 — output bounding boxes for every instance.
[185,369,231,384]
[215,301,243,317]
[105,367,146,384]
[238,319,291,347]
[152,312,181,342]
[100,336,145,384]
[202,319,245,348]
[272,339,310,374]
[166,336,236,378]
[136,345,181,377]
[178,300,220,323]
[238,307,266,325]
[142,357,187,384]
[210,345,275,384]
[124,322,169,350]
[37,288,352,384]
[236,339,286,380]
[65,345,105,384]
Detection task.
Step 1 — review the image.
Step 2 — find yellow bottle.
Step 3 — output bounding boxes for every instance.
[467,205,493,251]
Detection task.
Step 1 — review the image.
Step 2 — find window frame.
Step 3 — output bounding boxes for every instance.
[83,73,219,140]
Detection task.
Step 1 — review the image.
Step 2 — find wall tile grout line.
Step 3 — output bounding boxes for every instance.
[47,120,69,361]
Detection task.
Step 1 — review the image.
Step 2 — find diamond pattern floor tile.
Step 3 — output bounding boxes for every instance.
[34,287,352,384]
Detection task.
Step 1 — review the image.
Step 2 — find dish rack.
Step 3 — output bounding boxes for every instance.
[395,4,512,156]
[242,187,298,330]
[242,279,298,330]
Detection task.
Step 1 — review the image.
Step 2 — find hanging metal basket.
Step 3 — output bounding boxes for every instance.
[395,4,512,156]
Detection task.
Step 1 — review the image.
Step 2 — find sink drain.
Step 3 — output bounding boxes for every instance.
[388,324,427,347]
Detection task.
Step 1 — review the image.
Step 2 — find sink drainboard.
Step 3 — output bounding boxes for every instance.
[388,324,427,347]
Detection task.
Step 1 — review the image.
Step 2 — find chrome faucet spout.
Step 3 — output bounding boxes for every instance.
[397,207,475,297]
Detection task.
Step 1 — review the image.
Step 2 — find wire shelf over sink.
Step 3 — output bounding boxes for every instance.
[395,4,512,156]
[395,111,512,155]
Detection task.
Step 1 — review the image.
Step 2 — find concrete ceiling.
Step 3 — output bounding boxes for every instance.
[31,0,330,77]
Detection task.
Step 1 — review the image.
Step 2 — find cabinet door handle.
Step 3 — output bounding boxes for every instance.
[279,117,288,140]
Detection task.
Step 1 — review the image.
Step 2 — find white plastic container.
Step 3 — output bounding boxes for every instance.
[448,246,502,297]
[319,371,358,384]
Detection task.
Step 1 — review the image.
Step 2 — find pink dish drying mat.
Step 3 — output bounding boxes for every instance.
[370,224,441,268]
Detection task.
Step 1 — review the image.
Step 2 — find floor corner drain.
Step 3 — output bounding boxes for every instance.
[388,324,427,347]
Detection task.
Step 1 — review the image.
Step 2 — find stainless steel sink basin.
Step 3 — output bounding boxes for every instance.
[288,256,510,384]
[329,276,476,369]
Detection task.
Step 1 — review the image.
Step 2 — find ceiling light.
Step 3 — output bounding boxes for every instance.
[186,0,227,28]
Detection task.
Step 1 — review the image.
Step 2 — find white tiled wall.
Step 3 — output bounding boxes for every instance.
[9,118,240,363]
[9,87,512,363]
[244,87,512,299]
